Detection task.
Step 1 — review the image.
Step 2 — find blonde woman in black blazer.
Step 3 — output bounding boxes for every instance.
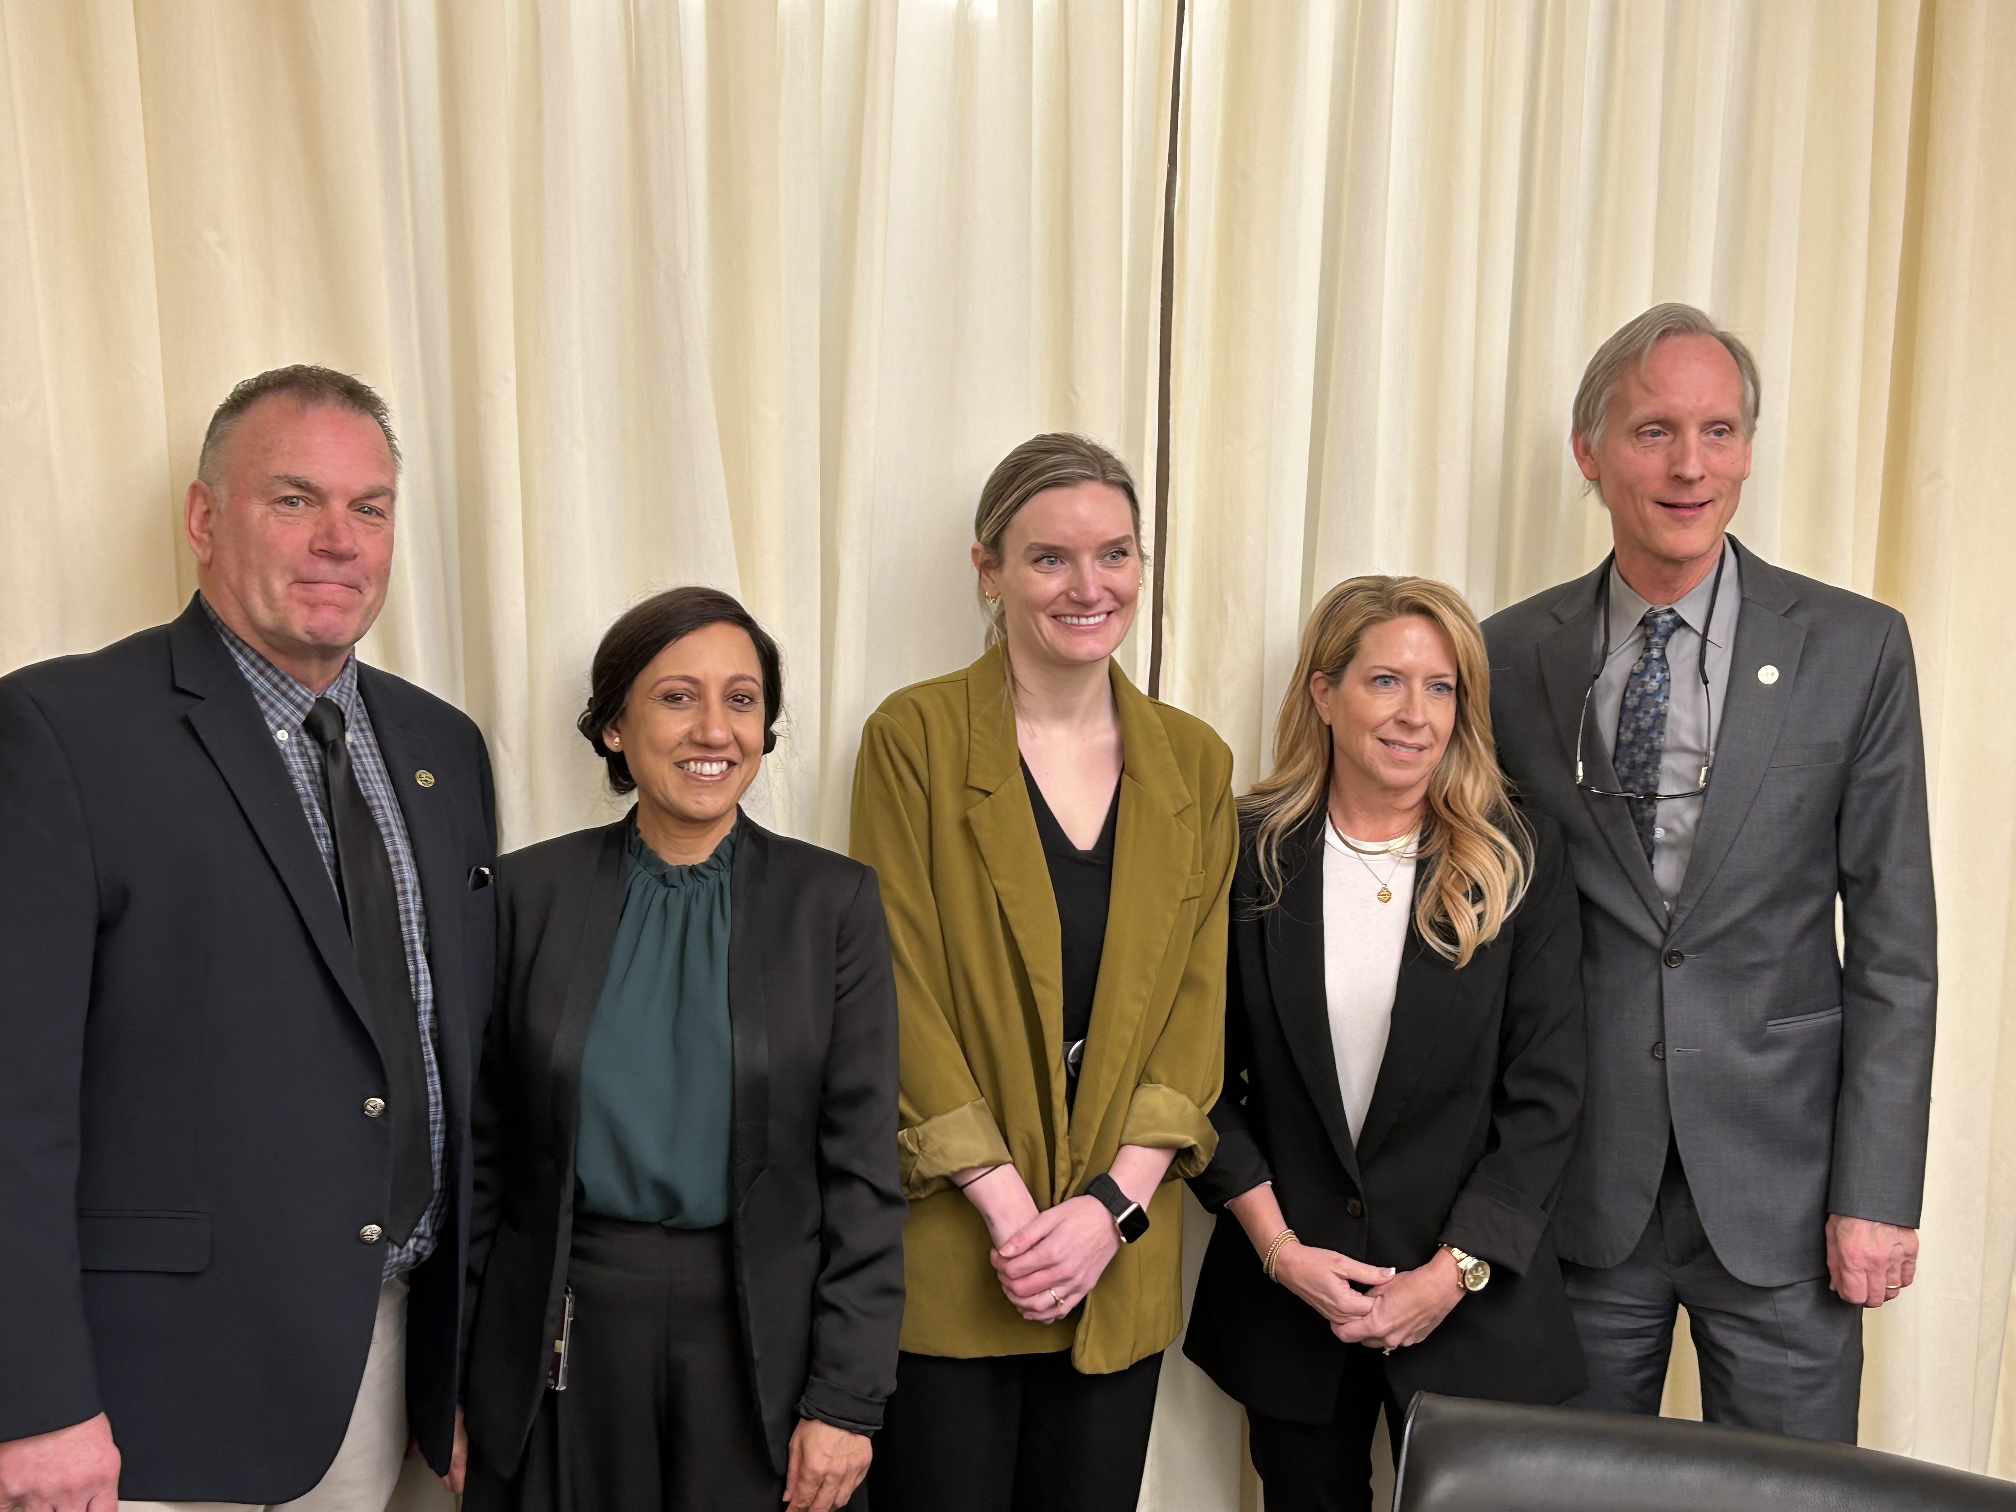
[1186,577,1586,1512]
[461,588,904,1512]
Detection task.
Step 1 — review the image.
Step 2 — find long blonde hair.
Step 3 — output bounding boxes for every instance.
[1241,576,1532,968]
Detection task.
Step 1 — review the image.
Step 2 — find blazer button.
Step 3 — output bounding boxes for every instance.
[1663,948,1685,968]
[1346,1198,1365,1219]
[1652,1041,1665,1060]
[359,1224,384,1245]
[363,1097,386,1119]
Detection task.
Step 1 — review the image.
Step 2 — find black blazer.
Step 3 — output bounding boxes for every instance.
[462,811,905,1477]
[0,598,496,1501]
[1185,809,1586,1423]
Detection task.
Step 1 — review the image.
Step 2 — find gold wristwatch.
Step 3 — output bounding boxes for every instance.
[1442,1245,1491,1293]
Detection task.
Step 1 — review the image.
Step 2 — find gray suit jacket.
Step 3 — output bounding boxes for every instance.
[1483,537,1935,1287]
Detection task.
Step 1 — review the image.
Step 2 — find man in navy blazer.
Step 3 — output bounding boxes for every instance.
[1483,305,1935,1440]
[0,368,496,1508]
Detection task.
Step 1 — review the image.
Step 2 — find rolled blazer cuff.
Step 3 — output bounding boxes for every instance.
[1187,1125,1272,1212]
[896,1098,1014,1198]
[1441,1172,1549,1276]
[1119,1082,1219,1180]
[798,1377,886,1436]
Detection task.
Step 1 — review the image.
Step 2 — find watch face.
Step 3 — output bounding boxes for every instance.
[1461,1259,1491,1291]
[1116,1204,1150,1244]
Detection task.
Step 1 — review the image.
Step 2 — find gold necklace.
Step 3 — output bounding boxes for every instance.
[1328,815,1415,904]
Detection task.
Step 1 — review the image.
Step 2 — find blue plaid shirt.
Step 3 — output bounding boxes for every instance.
[202,599,446,1279]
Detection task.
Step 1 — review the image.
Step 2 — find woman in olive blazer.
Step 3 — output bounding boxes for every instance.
[850,435,1235,1512]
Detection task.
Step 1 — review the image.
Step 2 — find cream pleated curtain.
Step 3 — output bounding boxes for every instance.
[1,3,2011,1509]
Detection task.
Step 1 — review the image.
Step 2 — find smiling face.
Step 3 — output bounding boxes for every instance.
[1574,332,1752,598]
[604,621,766,860]
[973,480,1140,674]
[186,396,398,692]
[1312,613,1459,819]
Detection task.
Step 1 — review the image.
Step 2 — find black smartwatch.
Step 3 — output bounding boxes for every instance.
[1087,1173,1150,1245]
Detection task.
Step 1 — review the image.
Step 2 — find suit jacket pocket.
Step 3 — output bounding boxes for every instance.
[77,1210,211,1272]
[1181,870,1207,900]
[1765,1004,1843,1032]
[1769,741,1846,768]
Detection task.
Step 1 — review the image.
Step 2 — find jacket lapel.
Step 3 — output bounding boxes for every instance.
[727,814,773,1202]
[1535,569,1669,933]
[170,599,374,1027]
[962,648,1068,1123]
[363,673,472,1128]
[539,817,631,1163]
[1259,817,1364,1193]
[1668,541,1805,936]
[1072,664,1197,1150]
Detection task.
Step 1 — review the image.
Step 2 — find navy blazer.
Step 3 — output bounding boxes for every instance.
[0,597,496,1500]
[1185,809,1585,1423]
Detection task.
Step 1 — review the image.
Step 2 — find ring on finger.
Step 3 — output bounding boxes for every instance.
[1050,1287,1066,1310]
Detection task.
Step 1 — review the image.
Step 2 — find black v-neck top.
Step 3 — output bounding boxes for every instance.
[1021,761,1120,1058]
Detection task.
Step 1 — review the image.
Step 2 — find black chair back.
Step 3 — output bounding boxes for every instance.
[1393,1392,2016,1511]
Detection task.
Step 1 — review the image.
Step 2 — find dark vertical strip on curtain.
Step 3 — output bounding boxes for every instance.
[1147,0,1186,700]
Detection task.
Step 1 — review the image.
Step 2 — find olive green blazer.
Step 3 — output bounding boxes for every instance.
[849,645,1235,1372]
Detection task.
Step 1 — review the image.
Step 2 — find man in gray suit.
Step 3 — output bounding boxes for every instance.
[1482,303,1935,1440]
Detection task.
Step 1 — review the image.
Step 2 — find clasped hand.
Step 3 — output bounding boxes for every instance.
[1275,1244,1462,1352]
[990,1196,1121,1324]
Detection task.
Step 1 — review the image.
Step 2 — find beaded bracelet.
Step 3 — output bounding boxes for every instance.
[1261,1227,1300,1282]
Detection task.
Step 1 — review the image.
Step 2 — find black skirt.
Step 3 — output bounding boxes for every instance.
[464,1214,781,1512]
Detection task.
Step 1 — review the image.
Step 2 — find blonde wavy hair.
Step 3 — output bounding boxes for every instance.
[1241,576,1532,968]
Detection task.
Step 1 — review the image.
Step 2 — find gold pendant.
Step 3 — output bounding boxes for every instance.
[1377,886,1393,904]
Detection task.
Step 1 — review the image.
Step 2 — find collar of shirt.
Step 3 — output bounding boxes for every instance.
[1604,536,1741,660]
[198,594,362,738]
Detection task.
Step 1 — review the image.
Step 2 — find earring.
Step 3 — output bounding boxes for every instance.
[984,592,1001,607]
[608,736,622,750]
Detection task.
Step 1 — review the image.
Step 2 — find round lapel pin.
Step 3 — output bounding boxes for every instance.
[415,769,437,788]
[1757,665,1779,686]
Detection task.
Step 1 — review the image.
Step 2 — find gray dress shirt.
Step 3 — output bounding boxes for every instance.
[1592,538,1740,905]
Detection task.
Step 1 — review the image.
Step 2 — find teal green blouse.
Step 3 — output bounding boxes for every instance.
[574,822,735,1227]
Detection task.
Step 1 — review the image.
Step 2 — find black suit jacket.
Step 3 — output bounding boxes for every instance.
[1185,810,1585,1423]
[462,811,905,1477]
[0,597,496,1500]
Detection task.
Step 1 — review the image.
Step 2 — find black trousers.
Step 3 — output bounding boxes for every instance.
[1245,1348,1408,1512]
[463,1215,784,1512]
[869,1347,1162,1512]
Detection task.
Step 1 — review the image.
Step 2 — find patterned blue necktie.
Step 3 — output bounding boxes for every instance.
[1614,607,1684,860]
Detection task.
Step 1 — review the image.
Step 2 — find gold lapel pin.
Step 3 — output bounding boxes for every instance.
[1757,665,1780,686]
[415,769,437,789]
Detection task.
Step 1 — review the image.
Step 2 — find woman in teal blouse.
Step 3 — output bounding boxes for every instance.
[461,587,905,1512]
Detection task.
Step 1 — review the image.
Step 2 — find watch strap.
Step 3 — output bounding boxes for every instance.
[1087,1173,1149,1243]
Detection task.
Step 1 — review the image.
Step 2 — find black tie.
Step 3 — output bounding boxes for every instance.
[303,697,432,1244]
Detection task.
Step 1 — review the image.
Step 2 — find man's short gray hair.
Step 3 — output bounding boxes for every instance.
[197,365,402,489]
[1572,303,1762,447]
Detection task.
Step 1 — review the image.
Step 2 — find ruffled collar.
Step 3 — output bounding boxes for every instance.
[627,815,738,889]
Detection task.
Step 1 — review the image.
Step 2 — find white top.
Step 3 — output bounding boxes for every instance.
[1322,818,1419,1142]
